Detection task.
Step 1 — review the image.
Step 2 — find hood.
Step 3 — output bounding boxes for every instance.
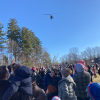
[75,63,85,72]
[59,75,74,83]
[16,66,33,78]
[78,60,87,71]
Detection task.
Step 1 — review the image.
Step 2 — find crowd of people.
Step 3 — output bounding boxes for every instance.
[0,60,100,100]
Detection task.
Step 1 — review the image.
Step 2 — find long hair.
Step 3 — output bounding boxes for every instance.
[47,85,57,94]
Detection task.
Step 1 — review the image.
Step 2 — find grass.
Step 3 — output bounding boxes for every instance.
[93,74,100,83]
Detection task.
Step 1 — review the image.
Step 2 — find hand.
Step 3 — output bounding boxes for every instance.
[46,90,48,94]
[10,58,15,64]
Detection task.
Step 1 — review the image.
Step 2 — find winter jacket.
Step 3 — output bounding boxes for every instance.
[0,80,14,100]
[2,66,33,100]
[49,75,61,95]
[58,75,76,100]
[32,74,37,82]
[0,80,31,100]
[44,72,51,92]
[33,85,46,100]
[8,74,14,82]
[73,71,91,98]
[87,69,94,82]
[36,74,44,89]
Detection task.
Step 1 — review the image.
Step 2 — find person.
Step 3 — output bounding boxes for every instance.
[46,85,57,100]
[87,65,94,82]
[96,63,99,71]
[68,65,74,77]
[0,65,23,100]
[93,65,97,78]
[44,68,51,92]
[32,67,36,73]
[36,70,44,89]
[2,64,33,100]
[55,69,62,78]
[49,68,61,96]
[0,66,12,100]
[32,82,46,100]
[73,63,91,100]
[87,82,100,100]
[74,60,87,73]
[58,68,76,100]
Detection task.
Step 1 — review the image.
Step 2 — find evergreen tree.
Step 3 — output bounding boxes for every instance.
[7,18,21,62]
[21,27,41,55]
[0,21,7,50]
[21,27,34,55]
[7,18,42,66]
[7,18,21,45]
[42,51,51,67]
[0,21,7,65]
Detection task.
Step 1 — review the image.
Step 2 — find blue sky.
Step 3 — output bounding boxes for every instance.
[0,0,100,60]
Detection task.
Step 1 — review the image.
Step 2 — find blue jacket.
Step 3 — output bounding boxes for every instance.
[44,72,51,92]
[2,66,33,100]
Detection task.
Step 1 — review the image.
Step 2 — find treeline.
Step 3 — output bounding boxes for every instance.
[60,47,100,65]
[0,19,51,67]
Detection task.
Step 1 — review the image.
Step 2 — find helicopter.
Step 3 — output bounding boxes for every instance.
[43,13,58,20]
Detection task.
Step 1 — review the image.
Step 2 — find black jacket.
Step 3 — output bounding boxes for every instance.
[49,75,61,95]
[88,69,94,82]
[36,74,44,89]
[44,72,51,92]
[0,80,11,100]
[8,74,14,82]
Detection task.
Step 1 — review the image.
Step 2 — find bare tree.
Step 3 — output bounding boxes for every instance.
[2,54,8,66]
[94,46,100,58]
[68,47,79,64]
[52,54,59,65]
[59,54,68,65]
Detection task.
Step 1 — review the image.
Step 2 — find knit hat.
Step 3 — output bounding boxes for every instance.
[52,96,61,100]
[78,60,87,71]
[32,67,36,71]
[87,82,100,100]
[75,63,85,72]
[74,60,87,71]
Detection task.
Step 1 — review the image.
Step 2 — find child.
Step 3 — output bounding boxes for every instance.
[46,85,57,100]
